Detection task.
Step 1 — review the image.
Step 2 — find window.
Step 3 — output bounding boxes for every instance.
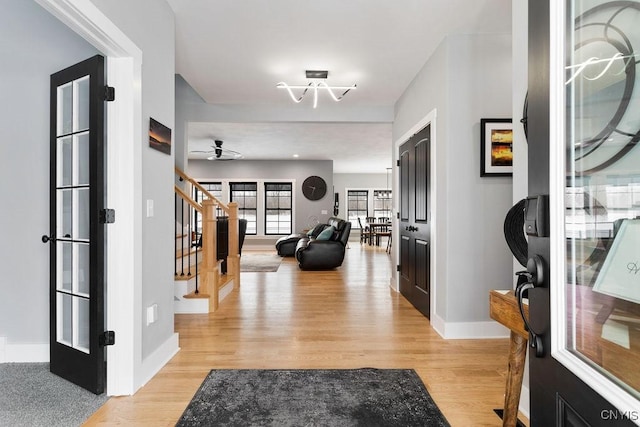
[264,183,292,235]
[193,182,223,234]
[373,190,392,220]
[347,190,368,228]
[230,182,257,235]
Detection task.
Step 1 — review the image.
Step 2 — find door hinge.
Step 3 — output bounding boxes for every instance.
[99,331,115,346]
[396,212,400,219]
[103,86,115,102]
[396,264,401,272]
[100,208,116,224]
[396,159,400,167]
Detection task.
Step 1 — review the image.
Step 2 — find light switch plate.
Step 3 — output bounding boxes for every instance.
[146,199,154,217]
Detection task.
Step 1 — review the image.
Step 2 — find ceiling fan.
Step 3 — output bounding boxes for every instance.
[190,139,243,161]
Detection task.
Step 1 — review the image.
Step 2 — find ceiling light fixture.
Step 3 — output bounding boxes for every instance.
[277,70,357,108]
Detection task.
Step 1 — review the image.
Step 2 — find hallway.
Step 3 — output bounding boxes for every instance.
[86,244,517,426]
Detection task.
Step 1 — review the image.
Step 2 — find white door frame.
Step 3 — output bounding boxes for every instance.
[36,0,142,396]
[392,109,438,318]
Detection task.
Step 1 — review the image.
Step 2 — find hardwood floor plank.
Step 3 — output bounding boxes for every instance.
[85,244,528,426]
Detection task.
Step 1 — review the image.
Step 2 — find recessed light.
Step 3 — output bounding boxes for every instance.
[293,154,299,158]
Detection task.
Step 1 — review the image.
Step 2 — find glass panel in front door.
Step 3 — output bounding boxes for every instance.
[565,0,640,398]
[55,76,91,354]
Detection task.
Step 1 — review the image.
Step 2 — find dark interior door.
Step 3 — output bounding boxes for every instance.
[46,55,107,394]
[398,124,431,318]
[528,2,640,425]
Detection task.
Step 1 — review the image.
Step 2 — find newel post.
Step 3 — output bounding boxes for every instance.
[228,201,240,287]
[201,199,219,311]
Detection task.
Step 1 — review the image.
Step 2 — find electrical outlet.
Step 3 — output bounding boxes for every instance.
[321,210,328,215]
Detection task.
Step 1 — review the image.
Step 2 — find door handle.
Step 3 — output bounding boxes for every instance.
[42,234,56,243]
[515,255,545,358]
[404,226,419,232]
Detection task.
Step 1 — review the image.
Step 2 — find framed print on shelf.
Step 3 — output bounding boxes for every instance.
[480,118,513,177]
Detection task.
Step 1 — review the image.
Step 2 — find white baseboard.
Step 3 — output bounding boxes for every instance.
[137,333,179,389]
[389,276,398,292]
[174,280,235,314]
[174,297,209,314]
[430,313,510,339]
[220,280,234,301]
[0,337,49,363]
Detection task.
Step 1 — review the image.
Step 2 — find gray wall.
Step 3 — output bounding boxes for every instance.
[0,0,99,346]
[333,173,388,198]
[89,0,176,363]
[188,159,334,244]
[394,33,514,326]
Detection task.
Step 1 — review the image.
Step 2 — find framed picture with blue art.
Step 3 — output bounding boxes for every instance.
[480,118,513,177]
[149,117,172,155]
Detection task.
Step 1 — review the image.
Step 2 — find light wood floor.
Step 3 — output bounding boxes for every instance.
[86,244,527,426]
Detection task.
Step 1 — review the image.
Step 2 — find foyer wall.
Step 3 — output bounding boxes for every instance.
[0,0,99,355]
[393,32,514,335]
[89,0,177,368]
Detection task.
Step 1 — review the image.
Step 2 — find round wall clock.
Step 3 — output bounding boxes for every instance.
[302,176,327,201]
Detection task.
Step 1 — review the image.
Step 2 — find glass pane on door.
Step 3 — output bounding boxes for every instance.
[55,73,91,354]
[565,0,640,398]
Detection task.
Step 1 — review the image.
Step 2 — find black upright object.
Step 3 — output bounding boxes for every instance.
[195,217,248,274]
[398,124,431,319]
[526,2,635,425]
[49,55,108,394]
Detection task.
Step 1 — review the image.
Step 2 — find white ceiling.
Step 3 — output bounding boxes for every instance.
[166,0,512,173]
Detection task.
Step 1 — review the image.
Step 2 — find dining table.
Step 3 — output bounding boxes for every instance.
[366,222,391,246]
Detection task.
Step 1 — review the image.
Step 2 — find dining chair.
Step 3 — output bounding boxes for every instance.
[357,217,370,244]
[375,223,391,246]
[386,229,392,253]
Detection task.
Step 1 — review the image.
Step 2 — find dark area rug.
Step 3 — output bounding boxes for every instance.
[176,368,450,426]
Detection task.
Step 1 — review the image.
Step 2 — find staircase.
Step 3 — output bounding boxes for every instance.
[174,167,241,313]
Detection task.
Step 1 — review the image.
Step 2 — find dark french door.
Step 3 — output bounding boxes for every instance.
[527,1,640,425]
[45,55,109,394]
[398,124,431,318]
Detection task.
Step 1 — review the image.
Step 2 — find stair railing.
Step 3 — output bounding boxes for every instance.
[174,167,241,312]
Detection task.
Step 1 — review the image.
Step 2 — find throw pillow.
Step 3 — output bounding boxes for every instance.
[307,223,327,237]
[315,225,335,240]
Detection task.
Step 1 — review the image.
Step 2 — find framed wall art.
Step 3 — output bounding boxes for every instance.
[480,118,513,177]
[149,117,172,155]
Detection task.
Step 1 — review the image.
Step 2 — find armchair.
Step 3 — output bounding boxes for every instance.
[295,217,351,270]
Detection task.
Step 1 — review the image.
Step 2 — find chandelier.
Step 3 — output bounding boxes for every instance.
[277,70,357,108]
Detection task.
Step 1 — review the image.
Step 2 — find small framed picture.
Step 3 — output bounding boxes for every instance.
[480,118,513,177]
[149,117,172,155]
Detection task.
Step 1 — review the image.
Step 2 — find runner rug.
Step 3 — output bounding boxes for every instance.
[176,368,450,426]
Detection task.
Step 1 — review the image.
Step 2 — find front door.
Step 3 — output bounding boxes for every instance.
[398,124,431,318]
[45,55,109,394]
[528,1,640,425]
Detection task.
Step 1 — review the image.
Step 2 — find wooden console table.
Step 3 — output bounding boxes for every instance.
[489,290,529,427]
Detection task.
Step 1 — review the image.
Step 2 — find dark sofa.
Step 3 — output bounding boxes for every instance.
[295,217,351,270]
[275,223,326,256]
